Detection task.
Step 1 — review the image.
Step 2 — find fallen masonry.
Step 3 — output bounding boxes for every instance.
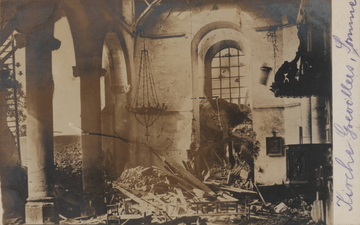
[58,159,319,225]
[49,142,323,225]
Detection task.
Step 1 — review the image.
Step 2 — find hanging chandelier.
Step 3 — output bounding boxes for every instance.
[126,48,167,140]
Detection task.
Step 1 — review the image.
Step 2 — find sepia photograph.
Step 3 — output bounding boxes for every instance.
[0,0,344,224]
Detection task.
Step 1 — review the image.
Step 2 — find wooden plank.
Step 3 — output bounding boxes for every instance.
[182,161,190,172]
[150,150,215,195]
[113,184,154,213]
[119,214,144,220]
[220,186,257,194]
[146,192,167,207]
[165,156,214,195]
[151,166,194,191]
[172,212,246,217]
[59,214,68,220]
[175,188,188,206]
[226,171,232,185]
[210,149,225,166]
[185,161,195,174]
[253,182,266,204]
[219,193,240,202]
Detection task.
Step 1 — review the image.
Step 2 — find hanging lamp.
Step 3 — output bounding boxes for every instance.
[126,45,167,140]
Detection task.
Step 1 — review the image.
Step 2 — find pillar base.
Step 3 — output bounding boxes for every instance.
[25,200,57,224]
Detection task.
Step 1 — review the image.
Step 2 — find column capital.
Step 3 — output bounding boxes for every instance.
[72,66,107,78]
[111,85,131,94]
[18,33,61,51]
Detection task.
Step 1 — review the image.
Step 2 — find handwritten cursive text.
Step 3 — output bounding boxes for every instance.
[332,0,359,57]
[335,142,354,211]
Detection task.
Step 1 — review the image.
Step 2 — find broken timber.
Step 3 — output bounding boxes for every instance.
[150,149,215,195]
[113,184,155,213]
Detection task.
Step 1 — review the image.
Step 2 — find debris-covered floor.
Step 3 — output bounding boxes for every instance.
[59,209,322,225]
[57,164,325,225]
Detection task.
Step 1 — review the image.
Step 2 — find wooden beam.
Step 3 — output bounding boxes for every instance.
[140,33,186,39]
[150,149,215,195]
[175,188,187,207]
[135,0,162,28]
[151,166,194,191]
[100,2,136,36]
[253,182,266,205]
[220,186,257,195]
[113,184,154,213]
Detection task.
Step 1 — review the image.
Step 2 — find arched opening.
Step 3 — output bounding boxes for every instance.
[198,40,255,178]
[204,41,251,106]
[101,32,131,177]
[53,16,79,135]
[190,22,251,145]
[190,23,258,184]
[51,14,83,219]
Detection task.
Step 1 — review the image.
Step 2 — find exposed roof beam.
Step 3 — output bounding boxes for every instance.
[135,0,162,29]
[140,32,186,39]
[100,1,136,36]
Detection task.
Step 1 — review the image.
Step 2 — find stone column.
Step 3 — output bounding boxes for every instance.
[73,62,106,215]
[25,24,60,224]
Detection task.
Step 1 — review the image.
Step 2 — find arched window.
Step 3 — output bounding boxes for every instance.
[210,47,249,105]
[206,46,250,105]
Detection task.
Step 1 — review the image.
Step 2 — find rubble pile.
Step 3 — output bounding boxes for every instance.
[54,143,82,175]
[207,163,251,189]
[117,166,170,191]
[109,164,241,224]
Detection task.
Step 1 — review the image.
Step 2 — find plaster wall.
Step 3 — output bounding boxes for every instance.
[252,107,286,185]
[124,3,296,169]
[102,3,310,185]
[252,17,302,184]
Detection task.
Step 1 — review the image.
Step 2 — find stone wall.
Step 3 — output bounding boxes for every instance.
[114,2,302,182]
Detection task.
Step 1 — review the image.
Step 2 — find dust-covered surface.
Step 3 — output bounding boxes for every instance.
[58,210,320,225]
[58,165,323,225]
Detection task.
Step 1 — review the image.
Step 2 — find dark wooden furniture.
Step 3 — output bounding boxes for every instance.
[286,144,331,185]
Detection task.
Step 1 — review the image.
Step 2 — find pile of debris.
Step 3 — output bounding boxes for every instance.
[207,163,251,189]
[117,166,170,191]
[54,143,82,175]
[108,162,242,224]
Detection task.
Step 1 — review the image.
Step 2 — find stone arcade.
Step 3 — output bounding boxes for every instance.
[0,0,332,224]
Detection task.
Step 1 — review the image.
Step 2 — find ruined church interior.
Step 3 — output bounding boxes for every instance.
[0,0,332,224]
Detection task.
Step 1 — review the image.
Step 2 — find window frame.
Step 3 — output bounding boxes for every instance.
[204,41,249,106]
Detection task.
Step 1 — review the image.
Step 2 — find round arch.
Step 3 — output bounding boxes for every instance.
[190,22,251,143]
[102,32,132,175]
[103,32,129,89]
